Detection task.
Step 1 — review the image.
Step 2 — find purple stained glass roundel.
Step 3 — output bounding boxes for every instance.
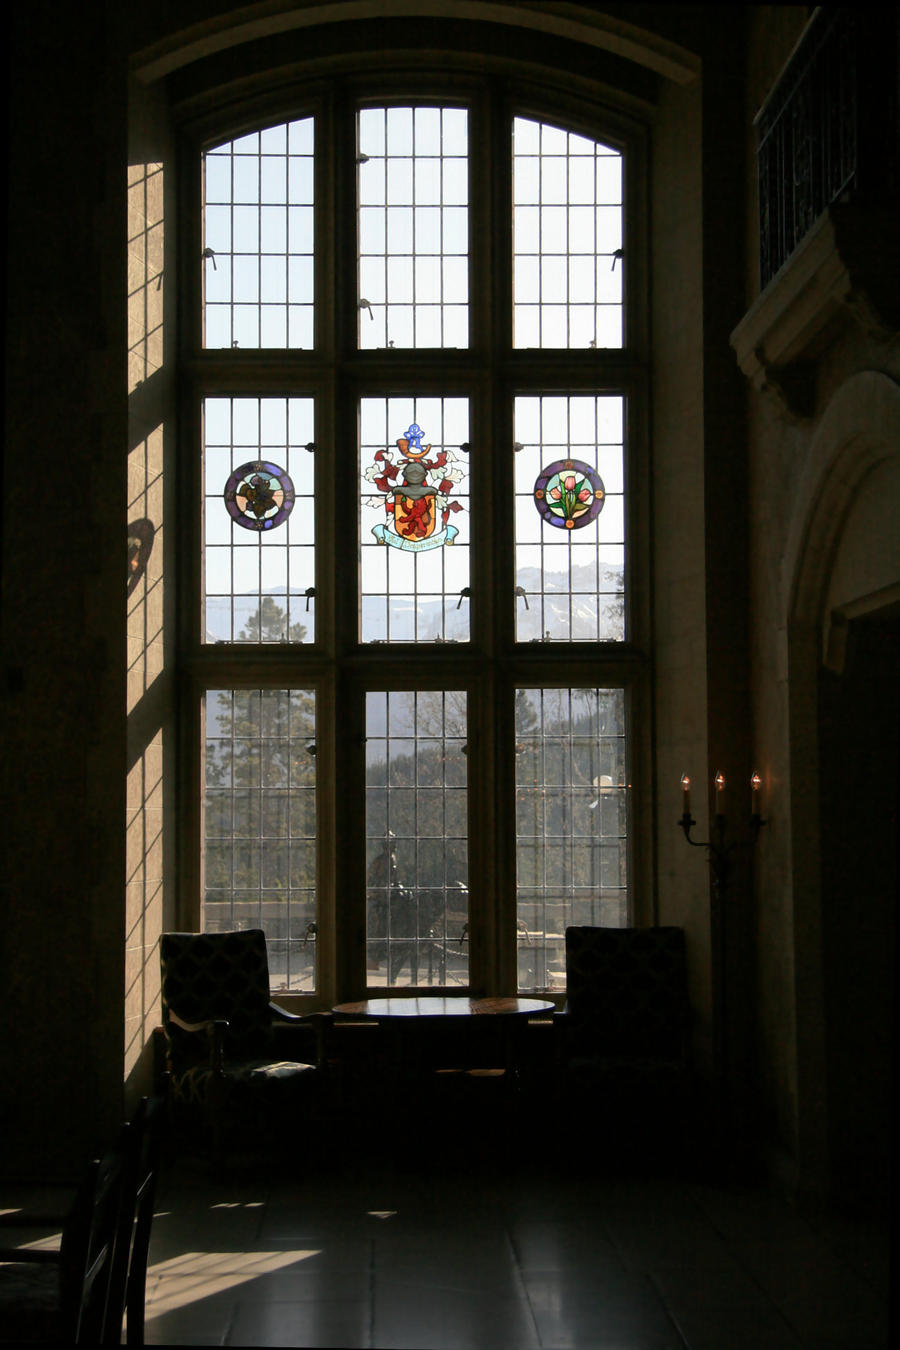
[533,458,605,530]
[224,460,296,531]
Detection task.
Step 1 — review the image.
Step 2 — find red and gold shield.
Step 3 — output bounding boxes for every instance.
[392,488,437,541]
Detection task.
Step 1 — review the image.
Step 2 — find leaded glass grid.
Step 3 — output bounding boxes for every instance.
[366,690,469,988]
[192,86,639,1003]
[203,118,314,349]
[514,394,625,642]
[516,687,628,993]
[360,396,470,643]
[203,689,318,992]
[358,106,468,349]
[513,117,623,348]
[204,396,316,644]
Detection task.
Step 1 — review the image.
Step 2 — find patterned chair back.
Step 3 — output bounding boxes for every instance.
[160,930,276,1069]
[564,925,689,1060]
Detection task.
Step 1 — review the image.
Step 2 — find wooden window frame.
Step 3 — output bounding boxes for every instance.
[175,66,652,1009]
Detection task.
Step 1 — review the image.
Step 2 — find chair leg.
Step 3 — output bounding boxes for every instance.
[125,1255,148,1346]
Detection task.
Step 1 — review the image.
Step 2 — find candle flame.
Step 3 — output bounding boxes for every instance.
[751,772,761,791]
[715,772,726,791]
[681,773,691,789]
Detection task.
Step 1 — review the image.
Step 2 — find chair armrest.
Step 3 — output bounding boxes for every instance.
[167,1012,229,1072]
[167,1010,229,1036]
[270,1009,331,1067]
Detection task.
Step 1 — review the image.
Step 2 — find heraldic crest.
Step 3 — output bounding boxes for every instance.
[364,422,466,551]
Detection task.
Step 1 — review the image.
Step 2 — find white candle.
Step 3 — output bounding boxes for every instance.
[751,772,761,816]
[715,771,726,815]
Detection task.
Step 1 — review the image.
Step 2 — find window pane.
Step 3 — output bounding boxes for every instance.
[360,396,470,643]
[366,691,468,988]
[513,117,623,349]
[204,397,315,644]
[203,117,314,349]
[203,689,317,992]
[516,688,627,992]
[358,107,468,348]
[514,394,625,643]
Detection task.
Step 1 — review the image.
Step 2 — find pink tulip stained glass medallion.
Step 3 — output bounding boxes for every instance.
[224,460,296,531]
[533,458,605,530]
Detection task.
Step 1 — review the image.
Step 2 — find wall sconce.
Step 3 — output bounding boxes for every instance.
[679,771,766,896]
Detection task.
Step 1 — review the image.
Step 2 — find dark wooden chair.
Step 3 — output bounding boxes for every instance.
[557,925,693,1146]
[105,1095,166,1346]
[0,1148,124,1344]
[159,929,325,1155]
[124,1095,165,1346]
[0,1093,165,1345]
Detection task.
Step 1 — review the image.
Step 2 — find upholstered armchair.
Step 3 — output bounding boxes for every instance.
[159,930,325,1152]
[558,926,693,1141]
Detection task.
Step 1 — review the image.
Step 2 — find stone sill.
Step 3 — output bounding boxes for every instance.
[730,204,900,421]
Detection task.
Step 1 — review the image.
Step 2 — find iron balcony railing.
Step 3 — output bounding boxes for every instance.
[755,7,897,289]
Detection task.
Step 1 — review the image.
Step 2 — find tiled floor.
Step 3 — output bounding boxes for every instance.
[144,1111,891,1349]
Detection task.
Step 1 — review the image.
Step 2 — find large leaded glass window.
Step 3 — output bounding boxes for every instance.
[357,106,468,349]
[515,688,627,992]
[365,691,468,987]
[514,394,625,642]
[203,396,316,644]
[191,84,642,1000]
[203,688,318,992]
[513,117,623,348]
[203,118,315,349]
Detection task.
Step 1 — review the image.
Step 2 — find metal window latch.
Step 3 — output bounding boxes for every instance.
[515,585,530,610]
[305,442,316,453]
[513,442,525,453]
[611,248,623,271]
[457,587,470,609]
[458,923,468,947]
[357,153,370,164]
[305,586,315,610]
[459,442,470,454]
[306,743,317,756]
[202,247,217,269]
[359,299,375,320]
[303,922,317,946]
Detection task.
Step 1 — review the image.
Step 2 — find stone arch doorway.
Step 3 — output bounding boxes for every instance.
[786,371,900,1212]
[818,603,898,1213]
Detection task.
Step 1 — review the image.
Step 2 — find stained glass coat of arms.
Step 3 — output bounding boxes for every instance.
[360,398,470,643]
[365,422,464,550]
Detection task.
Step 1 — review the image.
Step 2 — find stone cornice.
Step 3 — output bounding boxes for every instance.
[730,204,900,422]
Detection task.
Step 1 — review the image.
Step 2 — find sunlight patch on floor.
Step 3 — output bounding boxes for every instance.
[145,1248,322,1316]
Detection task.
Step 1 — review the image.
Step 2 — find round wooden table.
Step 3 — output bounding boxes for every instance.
[331,996,556,1084]
[333,996,555,1018]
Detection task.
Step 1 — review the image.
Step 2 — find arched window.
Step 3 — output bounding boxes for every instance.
[180,72,648,1004]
